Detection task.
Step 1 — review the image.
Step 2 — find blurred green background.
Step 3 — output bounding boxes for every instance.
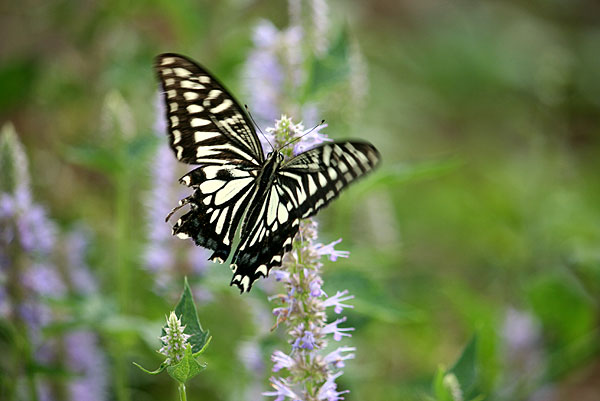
[1,1,600,400]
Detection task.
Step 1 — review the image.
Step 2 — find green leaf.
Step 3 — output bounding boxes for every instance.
[133,361,167,375]
[448,335,478,396]
[166,277,211,354]
[166,344,206,384]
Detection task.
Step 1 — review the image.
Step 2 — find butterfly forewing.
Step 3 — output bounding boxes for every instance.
[280,141,380,219]
[155,54,264,166]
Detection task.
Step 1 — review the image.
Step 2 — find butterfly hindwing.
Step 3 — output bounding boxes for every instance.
[155,54,264,166]
[230,183,300,292]
[172,164,259,263]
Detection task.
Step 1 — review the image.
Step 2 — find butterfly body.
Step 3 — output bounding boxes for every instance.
[155,53,380,293]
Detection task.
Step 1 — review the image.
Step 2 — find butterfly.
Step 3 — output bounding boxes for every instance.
[154,53,380,293]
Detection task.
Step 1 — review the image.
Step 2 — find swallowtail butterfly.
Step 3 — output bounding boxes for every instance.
[155,53,380,293]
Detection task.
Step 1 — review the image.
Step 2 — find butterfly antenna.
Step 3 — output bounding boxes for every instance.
[245,104,274,151]
[280,120,326,150]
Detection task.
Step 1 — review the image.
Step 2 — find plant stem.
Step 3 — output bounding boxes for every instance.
[178,383,188,401]
[113,164,132,401]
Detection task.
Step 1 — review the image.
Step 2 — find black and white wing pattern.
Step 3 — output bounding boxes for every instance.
[229,142,380,292]
[172,164,258,264]
[280,141,380,219]
[155,54,263,265]
[155,54,264,166]
[155,53,381,293]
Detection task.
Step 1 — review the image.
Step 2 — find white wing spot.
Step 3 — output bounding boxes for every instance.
[194,131,220,142]
[326,190,335,200]
[271,255,281,263]
[210,209,220,223]
[172,130,182,145]
[176,146,183,159]
[181,80,204,90]
[318,172,327,187]
[277,203,289,224]
[240,276,250,292]
[267,189,279,225]
[203,195,212,205]
[191,118,211,127]
[344,172,353,181]
[170,116,179,127]
[256,264,268,276]
[210,99,233,114]
[335,181,343,190]
[338,162,348,173]
[204,165,221,179]
[215,207,228,235]
[181,175,191,186]
[187,104,204,114]
[323,145,332,166]
[196,147,220,158]
[199,180,225,194]
[327,167,337,180]
[176,232,190,239]
[165,78,175,86]
[184,91,199,101]
[174,67,192,77]
[161,57,175,66]
[307,175,318,196]
[169,102,178,112]
[167,90,176,98]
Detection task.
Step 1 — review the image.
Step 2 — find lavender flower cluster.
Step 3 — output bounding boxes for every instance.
[262,116,356,401]
[0,124,108,401]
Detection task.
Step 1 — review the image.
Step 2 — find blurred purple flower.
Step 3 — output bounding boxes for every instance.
[66,331,108,401]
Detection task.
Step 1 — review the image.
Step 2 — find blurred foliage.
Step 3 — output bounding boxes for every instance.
[1,0,599,400]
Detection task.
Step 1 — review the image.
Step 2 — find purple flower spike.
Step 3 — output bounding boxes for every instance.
[271,350,295,372]
[263,377,301,401]
[262,116,355,400]
[324,347,356,369]
[323,317,355,341]
[314,238,350,262]
[317,371,350,401]
[323,290,355,314]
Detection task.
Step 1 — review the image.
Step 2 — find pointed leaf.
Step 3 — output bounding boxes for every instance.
[448,335,478,395]
[163,277,210,353]
[166,344,206,384]
[133,361,167,375]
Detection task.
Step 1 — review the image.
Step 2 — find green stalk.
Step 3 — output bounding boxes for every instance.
[113,162,132,401]
[178,383,188,401]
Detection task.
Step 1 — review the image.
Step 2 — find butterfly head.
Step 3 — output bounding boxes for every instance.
[266,151,285,164]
